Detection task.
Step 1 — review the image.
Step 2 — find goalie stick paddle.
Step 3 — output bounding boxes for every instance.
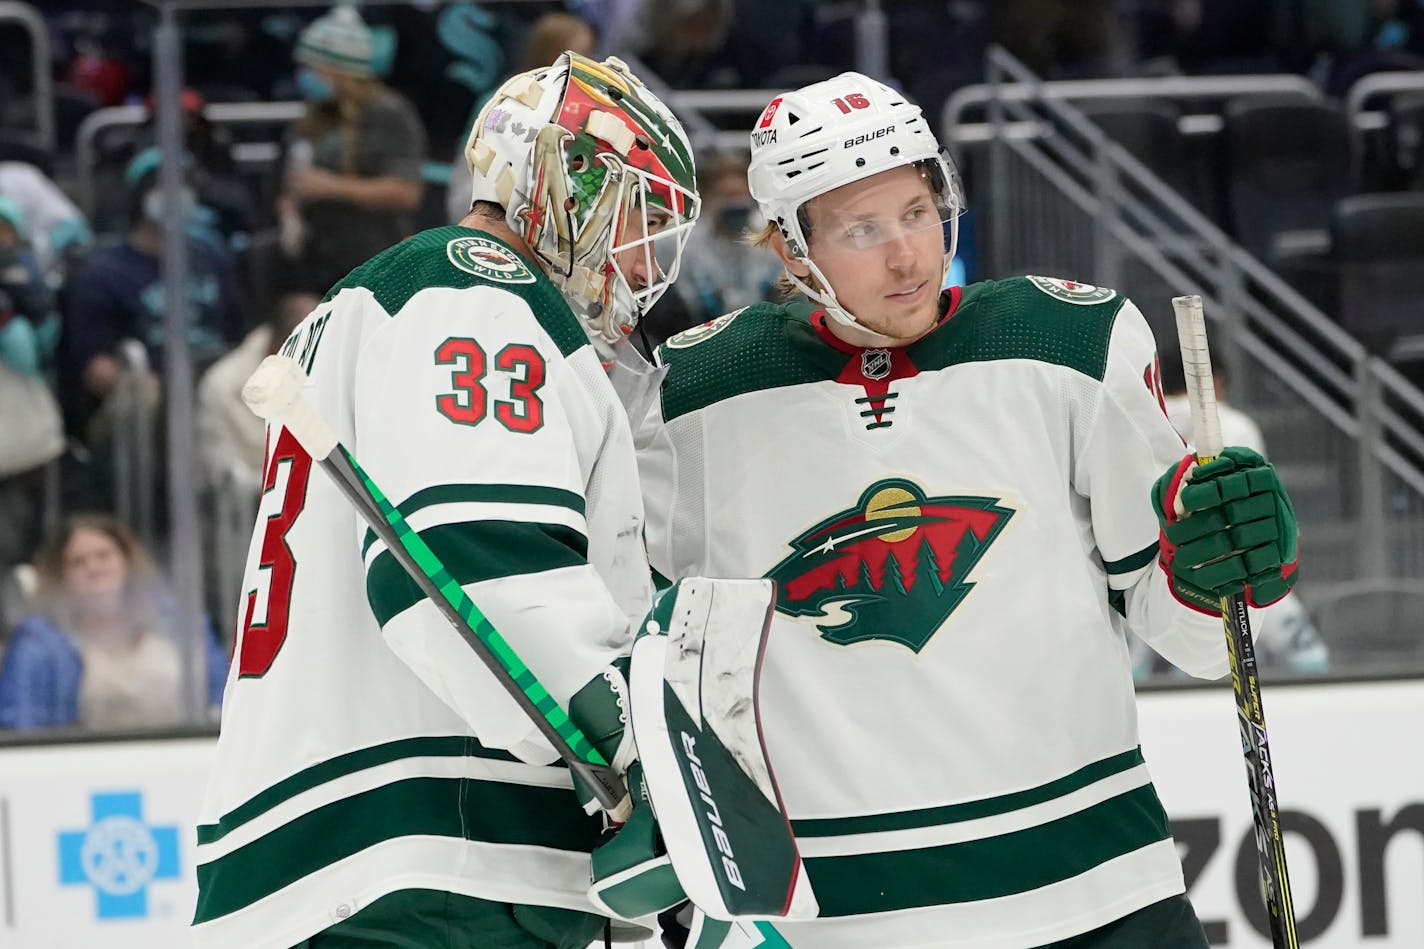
[241,354,631,820]
[1172,295,1299,949]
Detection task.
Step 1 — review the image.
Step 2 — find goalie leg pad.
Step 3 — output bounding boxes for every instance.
[629,577,818,922]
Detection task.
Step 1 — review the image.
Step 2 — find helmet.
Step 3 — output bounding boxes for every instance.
[747,72,964,329]
[466,52,700,353]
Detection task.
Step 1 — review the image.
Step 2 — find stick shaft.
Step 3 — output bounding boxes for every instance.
[1172,296,1298,949]
[243,354,629,817]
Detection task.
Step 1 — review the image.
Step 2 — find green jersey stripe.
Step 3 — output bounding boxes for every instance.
[196,736,524,846]
[366,520,589,627]
[193,775,602,923]
[803,783,1170,916]
[1104,542,1158,576]
[361,484,587,558]
[791,748,1144,838]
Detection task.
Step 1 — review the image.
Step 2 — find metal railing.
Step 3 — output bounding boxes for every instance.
[0,2,54,153]
[111,340,159,550]
[944,72,1323,145]
[73,100,306,220]
[957,48,1424,633]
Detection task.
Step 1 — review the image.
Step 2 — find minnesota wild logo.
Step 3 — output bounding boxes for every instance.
[666,308,743,349]
[447,236,536,285]
[1026,275,1116,305]
[766,479,1013,651]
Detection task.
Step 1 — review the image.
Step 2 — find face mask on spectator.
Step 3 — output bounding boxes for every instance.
[714,201,759,238]
[142,187,199,226]
[297,68,336,101]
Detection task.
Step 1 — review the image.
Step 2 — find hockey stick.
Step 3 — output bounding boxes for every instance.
[241,354,631,821]
[1172,295,1299,949]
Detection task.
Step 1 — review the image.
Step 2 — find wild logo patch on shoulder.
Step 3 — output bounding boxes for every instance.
[447,236,536,285]
[666,309,743,349]
[1026,275,1117,305]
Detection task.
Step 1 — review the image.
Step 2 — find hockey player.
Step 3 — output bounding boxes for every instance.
[635,72,1299,948]
[194,53,699,948]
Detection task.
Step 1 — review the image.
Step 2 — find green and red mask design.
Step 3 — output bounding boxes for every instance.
[766,479,1014,652]
[556,55,697,223]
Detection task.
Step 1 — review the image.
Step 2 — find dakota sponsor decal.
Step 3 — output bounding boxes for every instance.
[766,478,1013,651]
[447,236,537,285]
[1025,275,1117,305]
[665,308,743,349]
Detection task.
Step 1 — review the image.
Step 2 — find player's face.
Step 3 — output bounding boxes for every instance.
[612,203,671,295]
[803,166,946,344]
[62,527,128,600]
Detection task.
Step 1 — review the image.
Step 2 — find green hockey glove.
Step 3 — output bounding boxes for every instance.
[588,760,685,920]
[570,655,686,921]
[1151,446,1299,612]
[568,657,636,815]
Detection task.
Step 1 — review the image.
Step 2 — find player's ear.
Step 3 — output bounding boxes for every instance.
[769,230,813,279]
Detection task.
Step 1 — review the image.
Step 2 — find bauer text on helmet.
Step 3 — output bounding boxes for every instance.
[747,72,964,332]
[465,52,700,353]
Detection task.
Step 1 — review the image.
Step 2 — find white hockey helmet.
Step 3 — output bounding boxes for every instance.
[466,52,700,353]
[747,72,964,328]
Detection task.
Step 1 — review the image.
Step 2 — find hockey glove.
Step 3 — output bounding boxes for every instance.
[569,658,686,921]
[588,760,685,920]
[1151,446,1299,612]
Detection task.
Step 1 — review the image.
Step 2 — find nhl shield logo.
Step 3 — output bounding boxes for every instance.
[765,479,1014,652]
[861,349,892,380]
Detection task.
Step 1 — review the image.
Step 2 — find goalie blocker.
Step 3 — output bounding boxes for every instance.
[629,578,819,923]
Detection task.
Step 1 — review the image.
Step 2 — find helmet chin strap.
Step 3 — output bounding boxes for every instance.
[789,249,954,350]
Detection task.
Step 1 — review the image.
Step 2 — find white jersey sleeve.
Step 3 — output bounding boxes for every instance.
[1075,298,1226,679]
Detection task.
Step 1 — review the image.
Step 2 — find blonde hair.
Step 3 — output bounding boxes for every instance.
[748,219,810,299]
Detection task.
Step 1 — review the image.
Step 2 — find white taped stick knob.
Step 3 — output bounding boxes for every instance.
[242,355,338,461]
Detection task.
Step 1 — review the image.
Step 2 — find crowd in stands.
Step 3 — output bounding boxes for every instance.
[3,0,1423,731]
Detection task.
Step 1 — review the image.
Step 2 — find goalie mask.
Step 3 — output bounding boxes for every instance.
[747,72,965,331]
[466,52,700,355]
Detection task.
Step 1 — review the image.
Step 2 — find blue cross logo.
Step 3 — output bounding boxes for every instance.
[58,791,181,919]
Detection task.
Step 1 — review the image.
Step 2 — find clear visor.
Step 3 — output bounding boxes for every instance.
[807,154,965,258]
[814,191,956,257]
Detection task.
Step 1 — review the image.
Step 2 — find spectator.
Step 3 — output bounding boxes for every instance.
[0,514,227,730]
[0,196,58,370]
[445,11,597,224]
[135,89,257,243]
[197,289,316,496]
[649,152,780,345]
[0,197,64,575]
[0,158,92,275]
[58,149,243,448]
[277,4,427,294]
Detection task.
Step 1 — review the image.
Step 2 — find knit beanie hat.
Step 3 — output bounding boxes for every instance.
[296,5,375,77]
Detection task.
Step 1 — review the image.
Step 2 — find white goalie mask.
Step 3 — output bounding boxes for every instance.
[466,52,701,356]
[746,72,965,330]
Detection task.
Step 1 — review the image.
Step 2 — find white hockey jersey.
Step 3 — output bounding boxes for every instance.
[193,226,650,948]
[636,277,1226,948]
